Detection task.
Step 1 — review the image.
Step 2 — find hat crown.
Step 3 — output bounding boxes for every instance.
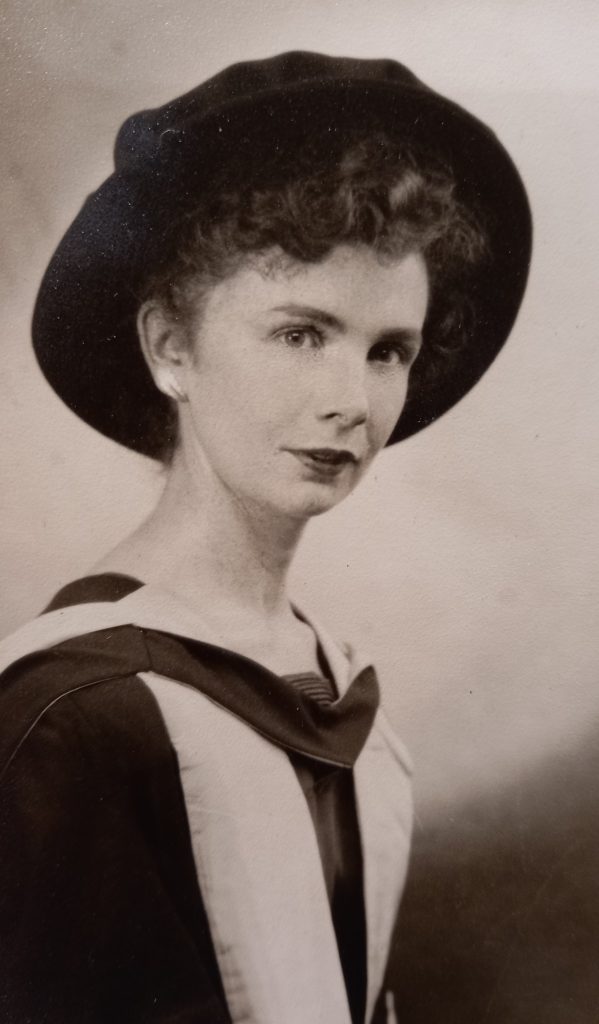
[114,51,422,172]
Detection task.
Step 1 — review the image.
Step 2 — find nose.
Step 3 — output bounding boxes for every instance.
[318,355,369,429]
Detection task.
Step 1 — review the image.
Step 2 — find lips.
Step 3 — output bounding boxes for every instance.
[286,447,359,476]
[305,447,357,463]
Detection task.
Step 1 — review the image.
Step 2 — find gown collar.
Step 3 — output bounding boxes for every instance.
[41,573,379,768]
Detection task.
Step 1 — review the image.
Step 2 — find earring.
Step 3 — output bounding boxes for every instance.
[159,372,188,403]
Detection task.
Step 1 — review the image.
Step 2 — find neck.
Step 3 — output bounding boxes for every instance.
[98,447,306,622]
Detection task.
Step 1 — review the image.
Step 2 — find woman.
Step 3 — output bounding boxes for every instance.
[0,52,531,1023]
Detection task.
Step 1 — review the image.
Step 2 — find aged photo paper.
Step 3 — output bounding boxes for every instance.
[1,2,597,1021]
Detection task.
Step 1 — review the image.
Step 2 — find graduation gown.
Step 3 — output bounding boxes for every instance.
[0,575,413,1024]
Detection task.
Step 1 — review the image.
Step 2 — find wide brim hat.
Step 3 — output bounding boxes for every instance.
[33,51,532,458]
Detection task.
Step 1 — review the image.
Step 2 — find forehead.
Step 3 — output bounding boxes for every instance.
[198,244,429,332]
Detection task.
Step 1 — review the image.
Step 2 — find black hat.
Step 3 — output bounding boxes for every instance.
[32,51,532,458]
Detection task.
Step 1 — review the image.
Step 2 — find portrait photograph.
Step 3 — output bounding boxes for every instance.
[0,2,597,1022]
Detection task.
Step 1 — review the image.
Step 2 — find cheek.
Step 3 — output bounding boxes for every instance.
[369,377,410,446]
[188,364,289,456]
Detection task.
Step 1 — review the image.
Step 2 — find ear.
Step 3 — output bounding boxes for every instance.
[137,300,189,402]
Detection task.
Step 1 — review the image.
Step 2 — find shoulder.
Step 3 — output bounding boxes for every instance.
[373,706,414,777]
[0,624,169,781]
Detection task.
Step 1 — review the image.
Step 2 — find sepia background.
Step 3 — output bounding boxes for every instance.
[1,1,598,1019]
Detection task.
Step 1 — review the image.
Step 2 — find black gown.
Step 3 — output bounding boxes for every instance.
[0,575,381,1024]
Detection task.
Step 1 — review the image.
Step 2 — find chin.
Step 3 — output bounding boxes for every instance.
[274,480,356,520]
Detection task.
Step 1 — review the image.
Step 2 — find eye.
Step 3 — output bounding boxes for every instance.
[369,336,421,368]
[276,325,324,349]
[369,341,407,367]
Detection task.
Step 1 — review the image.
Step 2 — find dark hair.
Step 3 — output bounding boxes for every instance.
[141,133,487,461]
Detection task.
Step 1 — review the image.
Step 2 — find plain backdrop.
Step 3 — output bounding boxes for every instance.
[1,0,598,826]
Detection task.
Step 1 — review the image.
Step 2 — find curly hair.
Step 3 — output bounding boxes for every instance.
[140,133,488,461]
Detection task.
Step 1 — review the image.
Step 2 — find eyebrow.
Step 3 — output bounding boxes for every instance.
[270,304,345,330]
[270,303,423,348]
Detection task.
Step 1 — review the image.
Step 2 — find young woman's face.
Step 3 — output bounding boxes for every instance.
[179,244,428,520]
